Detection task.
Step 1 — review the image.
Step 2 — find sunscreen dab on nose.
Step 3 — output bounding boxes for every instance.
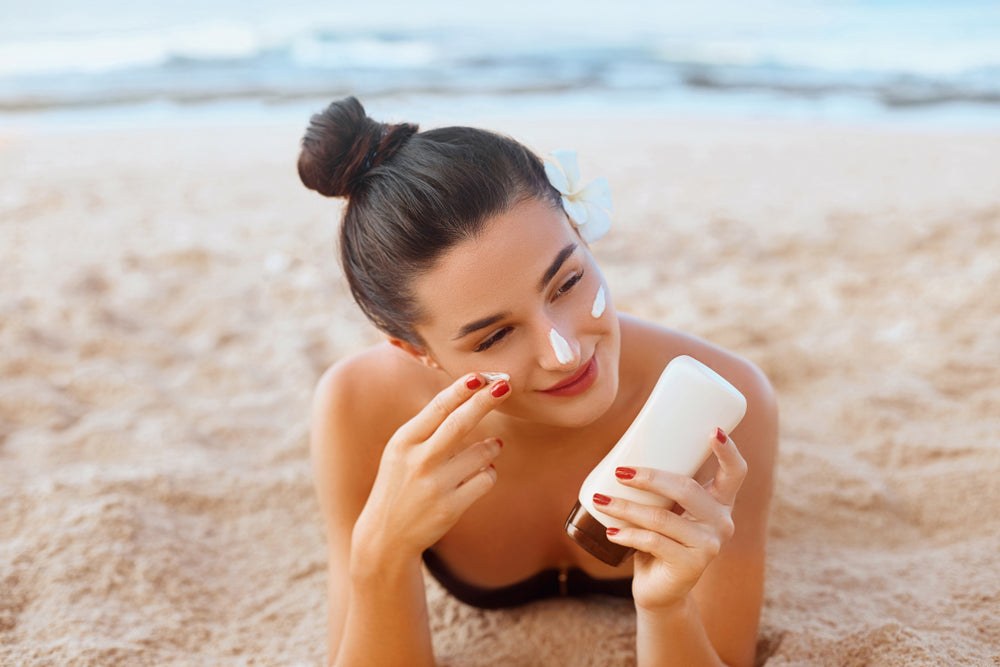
[591,286,606,318]
[548,328,574,365]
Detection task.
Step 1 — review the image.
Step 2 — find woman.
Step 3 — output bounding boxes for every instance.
[299,97,778,667]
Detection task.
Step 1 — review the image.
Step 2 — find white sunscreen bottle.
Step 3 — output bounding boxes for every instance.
[564,355,748,566]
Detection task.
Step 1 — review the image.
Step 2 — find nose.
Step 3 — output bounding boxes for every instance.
[539,323,581,370]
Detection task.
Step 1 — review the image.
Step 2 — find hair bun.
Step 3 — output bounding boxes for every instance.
[297,96,418,198]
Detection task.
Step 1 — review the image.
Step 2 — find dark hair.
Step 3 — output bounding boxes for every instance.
[298,96,560,345]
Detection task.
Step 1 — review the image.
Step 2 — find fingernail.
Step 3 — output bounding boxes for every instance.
[606,527,620,536]
[466,375,483,390]
[496,438,503,448]
[490,380,510,398]
[593,493,611,506]
[489,463,496,470]
[715,428,727,444]
[614,467,636,480]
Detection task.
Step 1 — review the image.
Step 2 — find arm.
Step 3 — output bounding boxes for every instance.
[687,364,778,666]
[311,364,433,666]
[635,596,724,667]
[602,362,778,667]
[311,364,511,666]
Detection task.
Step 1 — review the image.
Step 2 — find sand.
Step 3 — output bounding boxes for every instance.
[1,110,999,666]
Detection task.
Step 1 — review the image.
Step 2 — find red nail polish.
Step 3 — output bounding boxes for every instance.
[606,527,620,536]
[715,428,727,444]
[496,438,503,448]
[593,493,611,506]
[466,376,483,390]
[490,380,510,398]
[615,467,636,480]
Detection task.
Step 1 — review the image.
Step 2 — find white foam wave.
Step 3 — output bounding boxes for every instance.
[289,35,438,70]
[0,20,264,77]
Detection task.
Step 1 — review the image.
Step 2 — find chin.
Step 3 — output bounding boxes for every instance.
[522,373,620,429]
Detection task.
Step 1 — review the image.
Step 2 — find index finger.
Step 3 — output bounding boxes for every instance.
[704,428,748,507]
[422,379,511,461]
[393,373,489,445]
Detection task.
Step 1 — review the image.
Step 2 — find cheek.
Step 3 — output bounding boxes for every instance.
[591,285,606,318]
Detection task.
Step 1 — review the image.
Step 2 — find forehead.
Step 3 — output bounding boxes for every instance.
[412,199,578,332]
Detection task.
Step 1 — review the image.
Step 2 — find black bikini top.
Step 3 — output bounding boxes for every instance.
[421,548,633,610]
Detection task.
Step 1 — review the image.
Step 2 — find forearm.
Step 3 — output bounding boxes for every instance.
[333,551,435,667]
[635,595,725,667]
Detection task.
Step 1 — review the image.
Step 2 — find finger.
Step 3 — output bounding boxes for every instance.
[594,493,706,548]
[606,523,722,563]
[394,373,489,444]
[439,438,503,489]
[449,461,499,509]
[424,380,511,461]
[703,428,748,507]
[612,467,722,523]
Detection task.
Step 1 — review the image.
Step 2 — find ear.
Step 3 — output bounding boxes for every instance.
[388,337,442,370]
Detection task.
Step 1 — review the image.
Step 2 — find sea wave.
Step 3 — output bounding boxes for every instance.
[1,23,999,113]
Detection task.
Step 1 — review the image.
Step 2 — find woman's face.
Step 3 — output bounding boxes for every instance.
[408,197,621,428]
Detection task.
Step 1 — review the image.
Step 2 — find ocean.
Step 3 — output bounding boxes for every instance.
[2,0,999,127]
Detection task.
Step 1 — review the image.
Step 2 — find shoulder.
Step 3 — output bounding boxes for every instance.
[618,314,779,472]
[315,338,451,410]
[620,314,776,411]
[311,342,443,450]
[311,342,417,432]
[309,343,443,522]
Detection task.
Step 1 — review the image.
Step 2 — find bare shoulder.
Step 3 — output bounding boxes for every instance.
[312,342,424,444]
[310,343,440,524]
[619,314,779,473]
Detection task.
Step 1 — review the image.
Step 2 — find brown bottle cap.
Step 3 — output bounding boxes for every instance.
[564,501,635,567]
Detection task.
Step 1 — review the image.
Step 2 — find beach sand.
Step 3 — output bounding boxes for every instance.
[1,111,998,666]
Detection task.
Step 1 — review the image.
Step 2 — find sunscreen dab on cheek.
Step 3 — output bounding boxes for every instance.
[481,372,510,384]
[548,328,574,365]
[591,286,606,319]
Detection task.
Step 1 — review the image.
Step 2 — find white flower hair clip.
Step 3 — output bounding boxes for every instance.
[544,150,613,243]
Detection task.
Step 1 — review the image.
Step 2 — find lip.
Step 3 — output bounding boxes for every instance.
[540,355,598,397]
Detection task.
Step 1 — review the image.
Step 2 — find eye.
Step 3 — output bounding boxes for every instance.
[474,326,512,353]
[554,270,584,298]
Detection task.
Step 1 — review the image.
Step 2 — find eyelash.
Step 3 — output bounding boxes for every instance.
[555,270,584,297]
[474,327,512,353]
[472,270,585,353]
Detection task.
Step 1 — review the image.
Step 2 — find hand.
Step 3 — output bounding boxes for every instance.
[598,428,748,612]
[351,374,511,564]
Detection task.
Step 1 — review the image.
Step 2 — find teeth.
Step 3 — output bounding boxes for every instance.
[481,372,510,384]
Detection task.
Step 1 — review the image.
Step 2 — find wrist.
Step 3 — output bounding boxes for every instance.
[635,592,697,624]
[635,595,725,667]
[350,512,425,574]
[349,530,423,584]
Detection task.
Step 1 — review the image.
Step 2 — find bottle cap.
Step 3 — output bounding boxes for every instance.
[564,501,635,567]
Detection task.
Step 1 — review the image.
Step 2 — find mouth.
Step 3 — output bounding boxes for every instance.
[540,355,598,397]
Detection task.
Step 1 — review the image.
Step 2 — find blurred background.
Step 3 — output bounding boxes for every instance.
[2,0,999,129]
[3,3,1000,665]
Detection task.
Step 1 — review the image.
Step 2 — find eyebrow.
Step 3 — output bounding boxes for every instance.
[452,243,579,341]
[452,312,510,340]
[538,243,578,292]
